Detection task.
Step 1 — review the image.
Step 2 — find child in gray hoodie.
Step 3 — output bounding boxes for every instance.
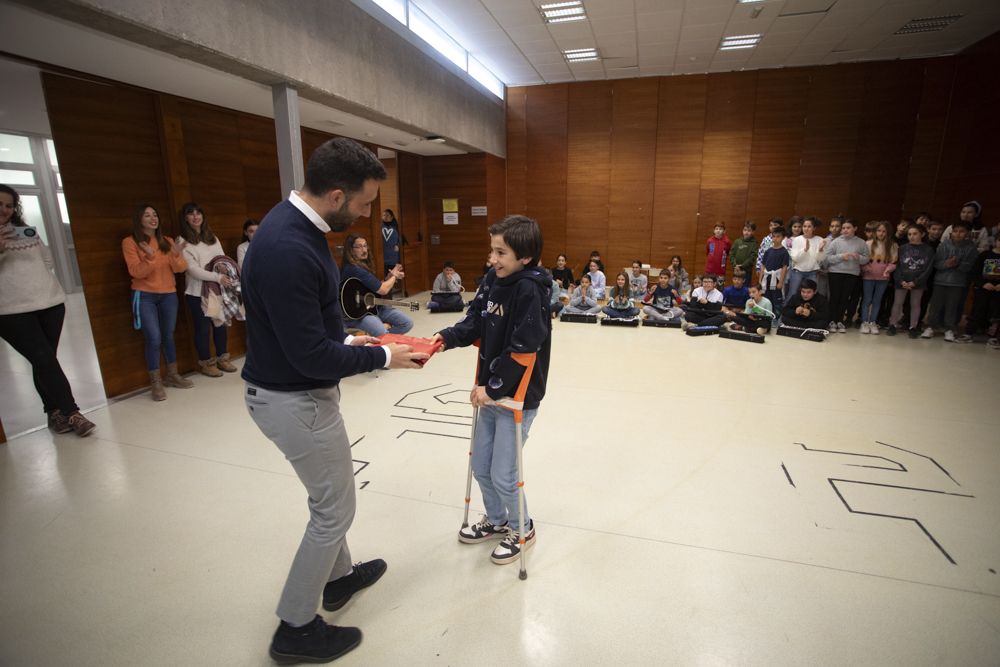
[823,219,870,332]
[922,221,978,342]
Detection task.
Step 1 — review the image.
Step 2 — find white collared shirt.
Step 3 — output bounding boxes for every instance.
[286,191,392,367]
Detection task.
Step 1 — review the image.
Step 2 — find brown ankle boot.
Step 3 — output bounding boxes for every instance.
[198,358,223,377]
[163,362,194,388]
[216,353,237,373]
[149,370,167,401]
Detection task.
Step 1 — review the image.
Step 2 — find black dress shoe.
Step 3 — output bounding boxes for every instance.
[269,615,361,664]
[323,559,387,611]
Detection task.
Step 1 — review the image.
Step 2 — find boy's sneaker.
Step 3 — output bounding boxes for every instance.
[756,327,768,336]
[67,412,96,437]
[829,321,838,331]
[920,327,934,339]
[322,559,387,611]
[837,322,847,333]
[908,328,920,339]
[680,319,693,331]
[458,516,508,544]
[47,410,73,434]
[943,330,956,342]
[886,325,897,336]
[269,615,361,664]
[490,523,535,565]
[860,322,870,334]
[721,322,734,331]
[870,324,880,335]
[953,334,973,344]
[987,337,999,349]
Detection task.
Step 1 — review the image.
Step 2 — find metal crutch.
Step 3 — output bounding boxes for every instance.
[461,404,480,531]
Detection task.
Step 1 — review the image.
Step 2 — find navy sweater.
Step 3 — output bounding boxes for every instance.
[241,199,386,391]
[438,267,551,411]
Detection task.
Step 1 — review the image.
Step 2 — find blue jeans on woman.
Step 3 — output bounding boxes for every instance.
[185,294,228,360]
[137,291,178,370]
[344,305,413,337]
[472,405,537,532]
[861,280,890,323]
[786,269,816,301]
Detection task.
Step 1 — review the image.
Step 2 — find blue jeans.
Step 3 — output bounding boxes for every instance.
[185,294,228,360]
[861,280,890,323]
[786,269,816,301]
[344,305,413,337]
[473,405,537,532]
[137,291,178,370]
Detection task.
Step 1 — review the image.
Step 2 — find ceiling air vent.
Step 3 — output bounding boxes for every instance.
[895,15,963,35]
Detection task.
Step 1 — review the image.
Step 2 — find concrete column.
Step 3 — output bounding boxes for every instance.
[272,83,304,196]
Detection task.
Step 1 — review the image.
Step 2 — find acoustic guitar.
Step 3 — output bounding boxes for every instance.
[340,276,420,320]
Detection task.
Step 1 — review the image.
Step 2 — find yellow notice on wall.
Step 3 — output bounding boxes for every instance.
[442,198,459,212]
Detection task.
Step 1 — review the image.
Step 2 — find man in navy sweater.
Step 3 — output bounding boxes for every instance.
[242,138,427,664]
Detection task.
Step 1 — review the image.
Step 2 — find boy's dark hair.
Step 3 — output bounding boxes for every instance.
[443,261,454,269]
[769,217,783,227]
[702,273,717,283]
[928,219,944,228]
[732,270,746,281]
[900,217,914,226]
[842,218,857,229]
[772,226,786,237]
[748,283,761,292]
[830,215,845,225]
[304,138,386,196]
[489,215,543,265]
[714,222,725,229]
[744,221,756,231]
[801,278,818,291]
[632,259,642,266]
[951,220,971,232]
[590,250,601,257]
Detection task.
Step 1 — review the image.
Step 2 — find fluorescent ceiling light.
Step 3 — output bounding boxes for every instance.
[564,47,599,62]
[541,1,587,24]
[739,0,765,3]
[720,33,761,50]
[894,14,962,34]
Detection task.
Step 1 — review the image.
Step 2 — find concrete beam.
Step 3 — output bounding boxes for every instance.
[272,83,304,196]
[14,0,506,156]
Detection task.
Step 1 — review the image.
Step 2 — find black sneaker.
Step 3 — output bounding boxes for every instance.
[886,325,896,336]
[458,516,508,544]
[908,327,920,339]
[322,559,387,612]
[269,615,361,664]
[490,522,535,565]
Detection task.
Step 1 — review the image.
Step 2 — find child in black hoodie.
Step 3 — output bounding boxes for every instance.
[433,215,551,566]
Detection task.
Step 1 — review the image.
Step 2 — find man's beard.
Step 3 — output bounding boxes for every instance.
[325,200,355,232]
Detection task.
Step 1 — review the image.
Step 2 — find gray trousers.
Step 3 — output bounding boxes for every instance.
[245,383,356,626]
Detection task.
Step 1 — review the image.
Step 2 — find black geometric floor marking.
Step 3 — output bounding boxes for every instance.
[350,435,370,487]
[793,440,975,565]
[393,383,473,442]
[395,429,469,440]
[781,463,795,488]
[393,383,473,422]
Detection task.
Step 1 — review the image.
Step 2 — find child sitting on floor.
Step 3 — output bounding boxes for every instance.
[681,273,726,330]
[723,283,774,334]
[562,273,601,315]
[684,275,703,303]
[642,271,683,322]
[602,272,639,319]
[722,270,750,308]
[428,261,465,312]
[781,278,830,330]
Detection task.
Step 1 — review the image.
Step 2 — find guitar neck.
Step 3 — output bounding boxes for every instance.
[373,297,416,309]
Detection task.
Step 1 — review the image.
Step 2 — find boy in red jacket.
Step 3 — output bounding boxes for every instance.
[705,222,731,281]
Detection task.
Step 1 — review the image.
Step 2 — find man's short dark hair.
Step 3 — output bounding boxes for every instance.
[951,220,971,232]
[304,138,386,196]
[489,215,543,266]
[801,278,818,291]
[443,261,454,269]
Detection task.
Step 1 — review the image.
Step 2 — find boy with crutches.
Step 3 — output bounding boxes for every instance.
[432,215,551,572]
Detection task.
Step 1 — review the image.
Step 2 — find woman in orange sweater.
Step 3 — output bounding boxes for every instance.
[121,204,192,400]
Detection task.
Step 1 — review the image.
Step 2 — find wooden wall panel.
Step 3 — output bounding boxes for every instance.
[903,59,956,216]
[746,68,809,226]
[42,73,177,398]
[847,61,924,223]
[238,114,281,221]
[651,75,706,271]
[795,64,865,218]
[524,85,568,266]
[566,81,612,277]
[505,87,528,215]
[607,78,658,276]
[698,72,757,275]
[396,152,427,291]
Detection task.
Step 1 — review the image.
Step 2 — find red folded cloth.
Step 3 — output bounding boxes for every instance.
[378,334,444,365]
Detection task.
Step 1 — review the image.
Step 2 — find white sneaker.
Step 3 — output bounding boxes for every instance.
[944,330,955,342]
[870,324,880,335]
[838,322,847,333]
[860,322,870,334]
[987,338,999,349]
[954,334,973,344]
[490,523,535,565]
[829,321,838,331]
[920,327,934,339]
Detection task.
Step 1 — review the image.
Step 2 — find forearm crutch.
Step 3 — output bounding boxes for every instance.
[461,403,480,530]
[494,352,537,580]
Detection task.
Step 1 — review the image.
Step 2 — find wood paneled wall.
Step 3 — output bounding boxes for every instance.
[506,40,1000,280]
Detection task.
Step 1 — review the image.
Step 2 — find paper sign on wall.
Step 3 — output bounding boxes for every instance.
[443,212,459,225]
[442,198,459,212]
[471,206,487,216]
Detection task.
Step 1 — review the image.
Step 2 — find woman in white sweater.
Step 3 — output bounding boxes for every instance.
[178,202,236,376]
[0,184,95,436]
[787,216,827,298]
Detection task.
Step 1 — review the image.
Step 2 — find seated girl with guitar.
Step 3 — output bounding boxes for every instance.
[340,233,416,337]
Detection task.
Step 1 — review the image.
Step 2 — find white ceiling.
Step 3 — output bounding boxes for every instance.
[409,0,1000,84]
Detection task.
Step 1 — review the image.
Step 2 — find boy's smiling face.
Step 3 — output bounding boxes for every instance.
[490,234,531,278]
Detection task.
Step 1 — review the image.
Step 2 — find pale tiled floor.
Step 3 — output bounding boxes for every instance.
[0,292,107,437]
[1,293,999,666]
